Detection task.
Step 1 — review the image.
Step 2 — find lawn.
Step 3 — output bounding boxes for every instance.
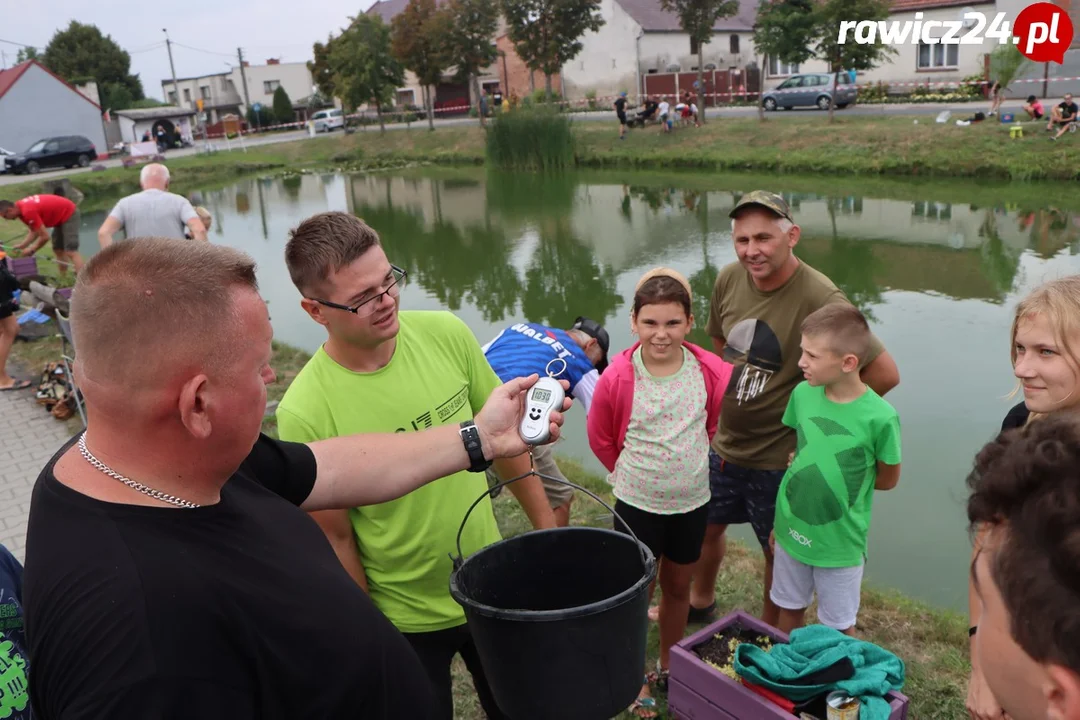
[1,112,1077,215]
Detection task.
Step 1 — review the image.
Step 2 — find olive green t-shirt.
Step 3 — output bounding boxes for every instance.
[705,260,884,470]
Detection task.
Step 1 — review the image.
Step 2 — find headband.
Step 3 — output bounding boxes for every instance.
[635,267,693,302]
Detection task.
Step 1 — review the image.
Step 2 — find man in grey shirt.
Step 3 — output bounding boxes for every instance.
[97,163,207,246]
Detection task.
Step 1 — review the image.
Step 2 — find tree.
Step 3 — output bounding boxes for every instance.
[15,47,39,63]
[40,21,145,111]
[501,0,605,102]
[309,39,335,99]
[658,0,739,124]
[392,0,451,130]
[751,0,815,121]
[323,14,405,133]
[246,105,275,128]
[272,85,294,124]
[988,44,1032,96]
[442,0,500,125]
[754,0,895,123]
[128,98,167,109]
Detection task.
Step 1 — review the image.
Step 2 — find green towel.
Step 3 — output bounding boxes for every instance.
[733,624,905,720]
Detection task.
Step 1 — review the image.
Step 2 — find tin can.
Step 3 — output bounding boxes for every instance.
[825,691,860,720]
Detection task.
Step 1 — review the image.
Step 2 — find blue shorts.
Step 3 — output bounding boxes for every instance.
[707,451,785,549]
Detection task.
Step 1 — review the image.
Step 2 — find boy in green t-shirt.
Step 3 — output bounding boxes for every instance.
[769,304,902,636]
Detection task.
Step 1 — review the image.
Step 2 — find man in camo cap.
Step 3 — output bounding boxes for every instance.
[675,190,901,628]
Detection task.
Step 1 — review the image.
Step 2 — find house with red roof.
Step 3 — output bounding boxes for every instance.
[0,60,107,158]
[560,0,1079,103]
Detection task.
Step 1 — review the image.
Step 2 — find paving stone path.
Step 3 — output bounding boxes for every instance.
[0,383,74,562]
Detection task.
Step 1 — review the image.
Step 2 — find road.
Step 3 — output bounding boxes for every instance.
[0,96,1037,188]
[0,129,311,187]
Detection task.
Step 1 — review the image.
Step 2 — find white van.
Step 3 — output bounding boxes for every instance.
[312,109,345,133]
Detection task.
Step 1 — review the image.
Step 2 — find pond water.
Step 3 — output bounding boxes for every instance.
[73,168,1080,612]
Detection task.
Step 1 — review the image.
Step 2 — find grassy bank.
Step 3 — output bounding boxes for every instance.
[2,113,1078,214]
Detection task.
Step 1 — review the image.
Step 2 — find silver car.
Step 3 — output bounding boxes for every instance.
[762,73,857,112]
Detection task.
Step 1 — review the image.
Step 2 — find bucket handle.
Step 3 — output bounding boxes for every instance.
[452,454,654,573]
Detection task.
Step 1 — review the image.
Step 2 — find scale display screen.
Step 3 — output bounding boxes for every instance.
[532,388,552,403]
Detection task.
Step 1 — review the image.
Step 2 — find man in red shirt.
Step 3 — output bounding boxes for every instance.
[0,193,84,277]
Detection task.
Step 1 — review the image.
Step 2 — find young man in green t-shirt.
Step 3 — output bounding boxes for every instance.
[276,212,554,720]
[770,303,902,636]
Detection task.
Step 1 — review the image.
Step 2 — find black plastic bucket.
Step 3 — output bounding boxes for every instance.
[449,474,657,720]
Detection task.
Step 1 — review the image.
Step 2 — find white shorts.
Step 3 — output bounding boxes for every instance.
[770,543,864,631]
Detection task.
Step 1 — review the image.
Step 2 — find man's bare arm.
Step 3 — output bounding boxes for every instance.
[98,217,123,248]
[861,350,900,397]
[12,228,39,252]
[711,336,726,356]
[21,228,50,255]
[302,375,570,512]
[308,508,368,590]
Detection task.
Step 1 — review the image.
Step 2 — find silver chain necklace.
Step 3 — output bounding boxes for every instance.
[78,433,201,509]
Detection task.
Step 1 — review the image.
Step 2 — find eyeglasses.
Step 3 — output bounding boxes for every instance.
[309,265,407,318]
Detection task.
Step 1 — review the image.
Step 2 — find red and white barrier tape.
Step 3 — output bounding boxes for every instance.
[190,73,1080,140]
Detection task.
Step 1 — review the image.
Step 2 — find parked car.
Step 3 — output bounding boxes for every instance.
[761,73,857,112]
[3,135,97,175]
[311,108,345,132]
[0,147,12,174]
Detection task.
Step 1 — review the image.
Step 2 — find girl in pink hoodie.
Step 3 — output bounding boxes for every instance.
[587,267,733,717]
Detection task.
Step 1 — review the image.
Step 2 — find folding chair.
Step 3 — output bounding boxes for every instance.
[54,309,86,428]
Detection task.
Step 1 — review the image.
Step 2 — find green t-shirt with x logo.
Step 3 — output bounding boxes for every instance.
[774,381,901,568]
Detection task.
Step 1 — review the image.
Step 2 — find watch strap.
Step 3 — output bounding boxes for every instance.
[459,420,491,473]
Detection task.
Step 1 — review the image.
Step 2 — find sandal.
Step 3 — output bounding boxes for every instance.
[627,695,658,718]
[0,379,31,392]
[655,661,670,692]
[647,600,717,624]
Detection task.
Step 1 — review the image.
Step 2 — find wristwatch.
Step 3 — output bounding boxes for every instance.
[459,420,492,473]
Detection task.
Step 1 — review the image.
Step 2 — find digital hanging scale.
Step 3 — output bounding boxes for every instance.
[520,358,567,445]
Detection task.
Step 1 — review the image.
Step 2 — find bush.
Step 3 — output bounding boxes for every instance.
[485,106,575,172]
[523,88,562,107]
[960,73,986,98]
[860,81,890,103]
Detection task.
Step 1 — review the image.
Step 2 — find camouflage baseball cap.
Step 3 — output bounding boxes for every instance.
[728,191,794,222]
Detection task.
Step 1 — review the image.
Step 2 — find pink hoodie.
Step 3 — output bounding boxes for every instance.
[587,340,734,473]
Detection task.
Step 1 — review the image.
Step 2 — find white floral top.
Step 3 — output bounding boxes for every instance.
[610,346,711,514]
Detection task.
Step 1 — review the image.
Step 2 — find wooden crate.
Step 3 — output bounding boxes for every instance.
[668,610,909,720]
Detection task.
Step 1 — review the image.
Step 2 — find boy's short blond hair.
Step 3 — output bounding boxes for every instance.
[195,206,212,231]
[801,303,871,363]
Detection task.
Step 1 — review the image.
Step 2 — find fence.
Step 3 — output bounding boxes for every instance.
[641,67,761,107]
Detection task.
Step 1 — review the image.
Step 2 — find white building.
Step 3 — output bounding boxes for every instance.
[114,107,197,144]
[238,60,318,115]
[162,71,242,125]
[161,59,329,123]
[563,0,1080,102]
[0,60,107,157]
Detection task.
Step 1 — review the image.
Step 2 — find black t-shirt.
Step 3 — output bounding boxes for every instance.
[1059,101,1078,119]
[1001,401,1029,431]
[614,97,626,114]
[24,434,438,720]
